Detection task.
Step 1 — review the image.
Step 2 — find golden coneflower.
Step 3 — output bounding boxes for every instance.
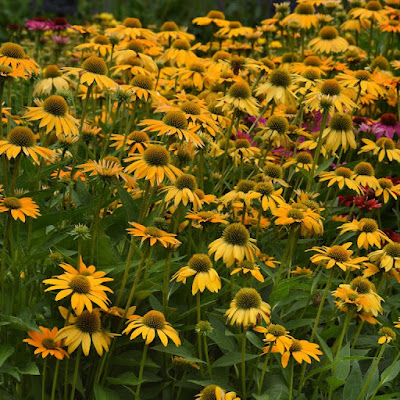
[160,38,199,67]
[64,56,116,90]
[217,80,259,116]
[369,242,400,272]
[225,287,271,327]
[139,111,203,148]
[110,130,150,154]
[106,17,157,41]
[333,276,383,320]
[359,137,400,162]
[273,203,323,237]
[291,266,313,275]
[33,65,71,96]
[208,223,259,267]
[74,35,112,57]
[309,242,368,271]
[123,310,181,346]
[24,326,69,359]
[24,95,79,137]
[339,218,391,250]
[56,307,116,355]
[78,158,132,184]
[282,3,319,30]
[375,178,400,203]
[353,161,380,190]
[43,258,113,314]
[309,26,348,54]
[322,113,356,153]
[305,78,356,114]
[283,151,314,172]
[254,324,292,354]
[378,327,396,344]
[256,69,296,106]
[193,10,228,27]
[186,210,229,228]
[255,181,285,211]
[157,21,195,44]
[336,70,386,98]
[349,1,388,23]
[127,222,181,247]
[163,173,202,211]
[0,42,39,75]
[264,163,287,187]
[172,253,221,294]
[111,56,151,79]
[0,196,40,222]
[279,338,322,368]
[319,167,362,193]
[261,115,291,147]
[195,385,240,400]
[128,74,163,102]
[124,144,182,186]
[220,180,261,207]
[228,138,261,166]
[0,126,53,163]
[231,260,264,282]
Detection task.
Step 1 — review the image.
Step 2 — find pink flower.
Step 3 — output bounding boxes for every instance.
[373,114,400,139]
[52,36,69,45]
[25,18,51,31]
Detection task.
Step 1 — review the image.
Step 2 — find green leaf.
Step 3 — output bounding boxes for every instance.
[0,313,38,332]
[316,332,333,363]
[285,319,315,330]
[152,343,205,364]
[316,157,335,175]
[0,345,14,368]
[93,384,120,400]
[343,362,362,399]
[326,376,345,391]
[115,182,139,222]
[380,360,400,387]
[212,352,259,368]
[18,362,39,376]
[334,343,351,380]
[107,372,140,386]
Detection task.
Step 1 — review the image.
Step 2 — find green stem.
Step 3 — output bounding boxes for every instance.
[136,344,148,400]
[241,328,247,399]
[10,154,21,195]
[356,344,387,400]
[333,311,354,359]
[115,237,135,307]
[50,359,60,400]
[1,214,11,311]
[42,358,47,400]
[70,347,81,400]
[203,335,213,379]
[258,348,272,395]
[288,359,294,400]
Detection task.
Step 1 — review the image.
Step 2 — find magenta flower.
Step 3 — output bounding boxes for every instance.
[373,114,400,139]
[48,17,70,31]
[25,19,50,31]
[52,35,69,45]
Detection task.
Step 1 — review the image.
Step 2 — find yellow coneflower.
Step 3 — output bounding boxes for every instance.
[310,242,368,271]
[231,260,264,282]
[279,338,322,368]
[358,137,400,162]
[124,144,182,186]
[261,115,291,147]
[24,326,69,359]
[208,223,259,267]
[186,210,229,228]
[378,327,396,344]
[220,180,261,207]
[106,17,157,40]
[273,203,323,237]
[283,151,315,172]
[172,254,221,294]
[56,307,115,355]
[195,385,240,400]
[322,113,356,153]
[255,181,285,211]
[256,69,296,106]
[0,42,39,75]
[264,163,288,187]
[282,3,319,30]
[24,95,79,137]
[160,38,199,67]
[111,130,150,154]
[33,65,71,96]
[123,310,181,346]
[0,126,53,163]
[375,178,400,203]
[74,35,112,57]
[336,70,386,98]
[339,218,391,250]
[64,56,116,90]
[225,287,271,327]
[319,167,362,193]
[217,80,259,116]
[163,173,202,211]
[309,26,348,54]
[369,243,400,272]
[127,222,181,247]
[0,196,40,222]
[78,158,133,183]
[43,258,113,314]
[349,1,388,23]
[291,266,313,275]
[140,111,203,148]
[353,161,380,190]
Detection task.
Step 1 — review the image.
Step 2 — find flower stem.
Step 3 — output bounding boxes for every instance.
[136,343,148,400]
[203,335,213,379]
[1,214,11,311]
[50,359,60,400]
[241,328,247,399]
[356,344,387,400]
[258,348,272,395]
[333,311,353,359]
[70,347,81,400]
[42,358,47,400]
[288,359,294,400]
